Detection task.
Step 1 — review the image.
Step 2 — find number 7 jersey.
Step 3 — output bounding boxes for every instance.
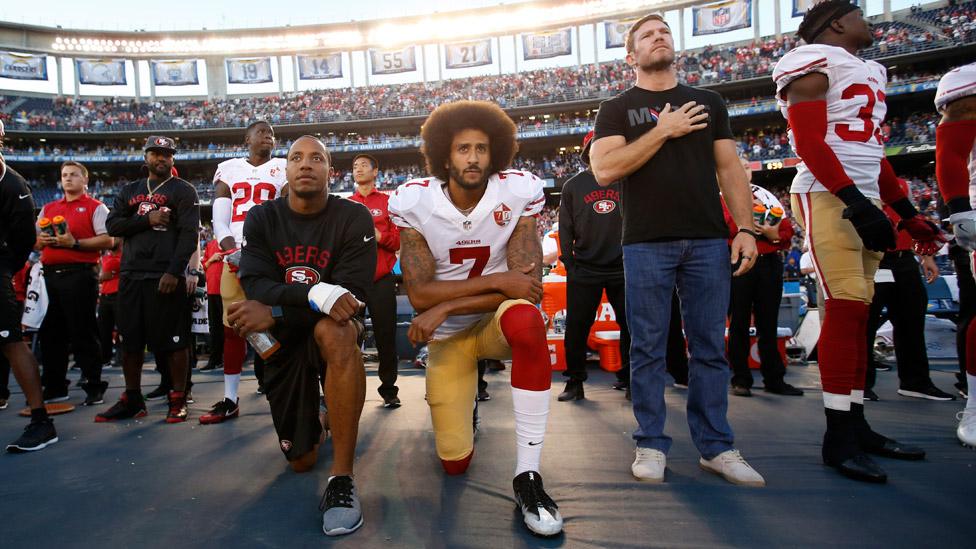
[773,44,888,198]
[213,157,288,245]
[389,171,545,339]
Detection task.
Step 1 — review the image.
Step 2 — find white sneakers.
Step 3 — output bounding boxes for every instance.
[699,450,766,487]
[632,448,667,482]
[958,409,976,447]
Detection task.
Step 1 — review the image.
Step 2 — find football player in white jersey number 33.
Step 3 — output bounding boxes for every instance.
[772,0,945,484]
[389,101,563,537]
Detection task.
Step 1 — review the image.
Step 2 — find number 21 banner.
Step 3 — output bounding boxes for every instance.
[369,47,417,75]
[226,57,273,84]
[444,39,492,69]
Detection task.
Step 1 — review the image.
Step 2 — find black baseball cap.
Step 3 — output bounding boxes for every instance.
[144,135,177,154]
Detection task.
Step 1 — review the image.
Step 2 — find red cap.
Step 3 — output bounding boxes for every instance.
[581,130,594,165]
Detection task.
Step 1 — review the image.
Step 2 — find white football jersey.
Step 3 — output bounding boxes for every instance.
[389,170,546,339]
[935,63,976,205]
[773,44,888,198]
[213,157,288,245]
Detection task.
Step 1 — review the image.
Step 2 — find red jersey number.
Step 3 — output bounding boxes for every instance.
[835,83,885,144]
[231,182,278,222]
[449,246,490,279]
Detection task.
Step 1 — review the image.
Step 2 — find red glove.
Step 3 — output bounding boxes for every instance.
[897,215,948,256]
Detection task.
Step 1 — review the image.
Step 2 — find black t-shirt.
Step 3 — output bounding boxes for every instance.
[105,177,200,278]
[558,169,624,282]
[594,84,733,244]
[0,166,36,275]
[239,195,377,346]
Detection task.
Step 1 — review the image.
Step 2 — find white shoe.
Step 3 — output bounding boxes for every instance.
[957,410,976,448]
[699,449,766,487]
[632,447,666,482]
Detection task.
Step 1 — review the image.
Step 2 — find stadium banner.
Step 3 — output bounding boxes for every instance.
[75,58,126,86]
[792,0,862,17]
[444,39,492,69]
[0,51,47,81]
[604,18,643,49]
[296,53,342,80]
[369,47,417,75]
[150,59,200,86]
[522,28,572,60]
[693,0,752,36]
[226,57,273,84]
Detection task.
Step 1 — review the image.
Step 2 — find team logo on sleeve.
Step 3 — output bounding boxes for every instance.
[270,167,281,178]
[285,266,321,285]
[370,208,383,218]
[280,439,292,452]
[493,203,512,227]
[593,200,616,214]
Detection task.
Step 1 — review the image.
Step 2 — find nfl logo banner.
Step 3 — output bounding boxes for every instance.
[793,0,861,17]
[604,18,643,49]
[226,57,273,84]
[692,0,752,36]
[369,47,417,75]
[0,51,48,81]
[297,53,342,80]
[76,58,126,86]
[522,28,572,60]
[445,39,492,69]
[150,59,200,86]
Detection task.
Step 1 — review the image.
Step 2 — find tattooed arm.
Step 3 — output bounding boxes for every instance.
[506,215,543,284]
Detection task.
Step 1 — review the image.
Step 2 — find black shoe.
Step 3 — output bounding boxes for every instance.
[852,403,925,460]
[557,380,584,402]
[897,384,956,401]
[477,389,491,402]
[95,393,147,422]
[955,381,968,399]
[82,381,108,406]
[764,382,804,396]
[199,362,220,372]
[383,395,401,409]
[874,364,892,372]
[486,359,505,371]
[611,380,629,391]
[513,471,563,536]
[42,380,70,403]
[144,385,169,401]
[731,385,752,397]
[256,384,265,395]
[6,419,58,453]
[822,409,887,483]
[863,389,880,402]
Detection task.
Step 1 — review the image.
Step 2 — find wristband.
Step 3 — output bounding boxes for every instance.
[271,305,284,321]
[738,228,760,239]
[308,282,351,315]
[71,241,81,250]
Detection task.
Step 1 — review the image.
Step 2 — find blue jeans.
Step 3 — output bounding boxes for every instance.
[624,239,735,459]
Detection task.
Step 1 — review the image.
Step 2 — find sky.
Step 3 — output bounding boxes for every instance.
[0,0,532,31]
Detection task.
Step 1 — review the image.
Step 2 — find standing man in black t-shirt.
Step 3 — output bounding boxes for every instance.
[589,13,764,486]
[97,136,200,424]
[1,118,58,453]
[556,131,630,402]
[229,136,375,537]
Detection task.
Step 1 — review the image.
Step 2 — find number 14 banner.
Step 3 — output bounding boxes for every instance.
[445,39,492,69]
[297,53,342,80]
[226,57,273,84]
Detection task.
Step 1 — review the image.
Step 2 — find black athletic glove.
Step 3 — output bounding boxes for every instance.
[836,185,896,252]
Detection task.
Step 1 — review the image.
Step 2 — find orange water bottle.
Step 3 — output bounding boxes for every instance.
[38,217,56,237]
[752,204,768,226]
[52,215,68,235]
[766,206,784,226]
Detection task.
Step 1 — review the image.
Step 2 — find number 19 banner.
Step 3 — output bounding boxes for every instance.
[444,39,492,69]
[369,47,417,75]
[226,57,273,84]
[297,53,342,80]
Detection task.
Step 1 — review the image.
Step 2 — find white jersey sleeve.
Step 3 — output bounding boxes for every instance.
[390,171,545,339]
[214,157,289,245]
[773,44,888,198]
[936,62,976,113]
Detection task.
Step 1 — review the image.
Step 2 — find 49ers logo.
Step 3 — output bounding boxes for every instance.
[370,208,383,218]
[493,203,512,227]
[285,266,321,285]
[137,202,157,216]
[593,200,616,214]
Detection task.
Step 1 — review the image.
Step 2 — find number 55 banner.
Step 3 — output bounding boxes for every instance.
[226,57,273,84]
[369,47,417,75]
[445,39,492,69]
